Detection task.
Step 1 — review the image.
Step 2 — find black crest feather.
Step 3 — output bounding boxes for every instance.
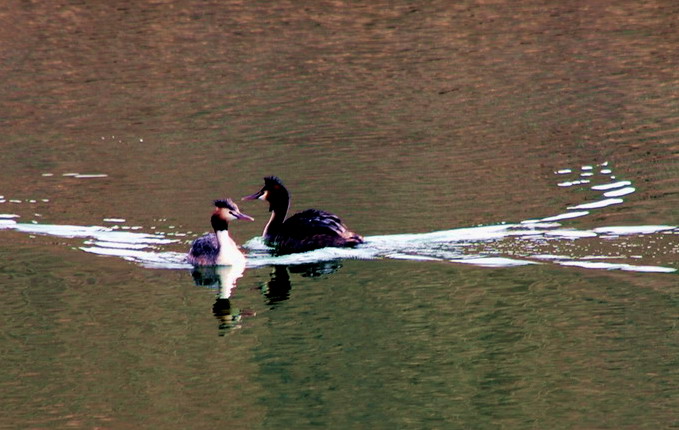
[264,176,284,187]
[214,198,237,210]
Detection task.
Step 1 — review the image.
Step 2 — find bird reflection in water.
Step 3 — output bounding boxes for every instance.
[190,262,254,335]
[190,259,344,334]
[260,260,343,307]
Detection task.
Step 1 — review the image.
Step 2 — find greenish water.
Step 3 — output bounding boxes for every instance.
[1,0,678,428]
[1,249,676,428]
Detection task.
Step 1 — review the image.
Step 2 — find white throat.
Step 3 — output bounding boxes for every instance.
[215,230,245,266]
[263,211,276,237]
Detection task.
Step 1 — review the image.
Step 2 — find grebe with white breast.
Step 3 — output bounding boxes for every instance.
[187,199,254,266]
[242,176,363,254]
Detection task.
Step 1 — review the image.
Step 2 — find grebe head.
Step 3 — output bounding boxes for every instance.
[242,176,289,211]
[212,198,254,230]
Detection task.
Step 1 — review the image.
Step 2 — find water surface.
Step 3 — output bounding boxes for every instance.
[1,0,677,428]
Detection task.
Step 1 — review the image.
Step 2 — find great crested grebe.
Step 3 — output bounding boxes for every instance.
[187,198,254,266]
[242,176,364,254]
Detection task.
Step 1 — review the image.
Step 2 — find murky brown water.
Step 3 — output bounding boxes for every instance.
[1,0,677,428]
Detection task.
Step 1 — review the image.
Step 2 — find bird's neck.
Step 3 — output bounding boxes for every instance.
[211,213,228,231]
[264,199,289,239]
[214,229,244,266]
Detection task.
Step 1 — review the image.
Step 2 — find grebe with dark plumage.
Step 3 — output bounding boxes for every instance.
[242,176,364,254]
[187,198,254,266]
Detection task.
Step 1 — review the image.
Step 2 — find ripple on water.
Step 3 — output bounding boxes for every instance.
[568,198,625,210]
[603,187,636,198]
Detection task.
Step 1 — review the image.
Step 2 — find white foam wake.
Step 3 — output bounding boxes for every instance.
[242,223,677,273]
[1,162,675,273]
[1,218,676,273]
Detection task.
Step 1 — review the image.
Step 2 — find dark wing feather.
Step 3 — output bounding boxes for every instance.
[281,209,349,238]
[273,209,363,254]
[187,233,219,265]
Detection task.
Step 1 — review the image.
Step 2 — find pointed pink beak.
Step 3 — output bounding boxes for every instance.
[242,188,266,201]
[234,211,254,221]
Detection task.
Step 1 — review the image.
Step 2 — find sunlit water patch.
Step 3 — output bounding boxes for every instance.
[528,161,637,223]
[61,173,109,179]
